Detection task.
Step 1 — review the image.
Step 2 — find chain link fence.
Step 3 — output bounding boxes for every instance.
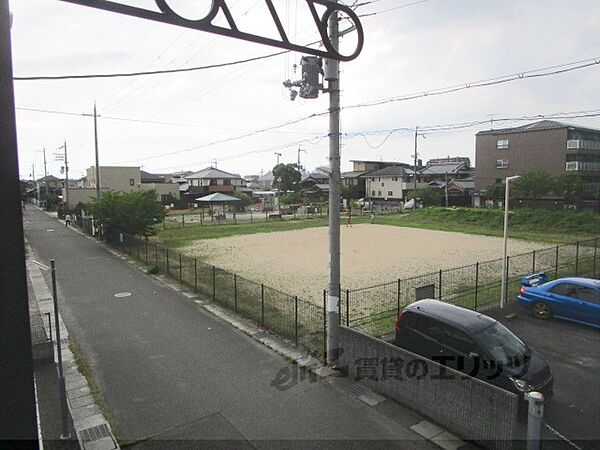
[75,217,326,358]
[342,238,599,338]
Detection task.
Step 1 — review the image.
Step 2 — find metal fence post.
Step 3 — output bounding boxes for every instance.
[182,214,185,227]
[261,284,265,326]
[212,265,216,301]
[166,248,170,276]
[145,239,148,263]
[346,289,349,326]
[438,269,443,300]
[179,253,182,282]
[532,250,536,273]
[234,274,238,313]
[250,210,253,222]
[397,279,401,318]
[555,245,559,278]
[474,262,479,311]
[194,258,198,292]
[323,290,327,360]
[295,296,299,346]
[575,241,580,275]
[593,237,598,277]
[505,256,510,304]
[136,237,140,260]
[155,243,158,266]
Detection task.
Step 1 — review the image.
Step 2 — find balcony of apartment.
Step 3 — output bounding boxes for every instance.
[208,184,234,193]
[566,140,600,151]
[565,161,600,173]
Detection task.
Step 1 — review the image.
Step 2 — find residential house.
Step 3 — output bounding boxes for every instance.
[419,157,474,183]
[140,170,180,204]
[184,167,246,203]
[475,120,600,197]
[363,166,419,202]
[343,160,412,199]
[85,166,141,193]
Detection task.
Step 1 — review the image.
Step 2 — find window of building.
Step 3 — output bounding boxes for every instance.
[378,190,382,196]
[392,177,398,181]
[223,179,231,185]
[381,182,385,187]
[388,191,393,196]
[497,139,509,149]
[371,190,375,196]
[496,159,508,169]
[129,178,135,186]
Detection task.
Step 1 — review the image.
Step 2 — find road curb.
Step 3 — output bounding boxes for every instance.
[26,253,119,450]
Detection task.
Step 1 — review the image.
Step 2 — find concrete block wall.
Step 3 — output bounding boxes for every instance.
[338,326,518,450]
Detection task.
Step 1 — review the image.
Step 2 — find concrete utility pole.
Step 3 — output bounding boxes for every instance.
[444,171,449,207]
[326,1,341,365]
[275,152,281,166]
[297,146,306,170]
[94,102,100,201]
[413,127,419,193]
[0,0,38,441]
[43,147,48,202]
[32,163,39,202]
[62,140,69,208]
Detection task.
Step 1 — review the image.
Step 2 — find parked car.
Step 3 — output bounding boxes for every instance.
[395,299,553,400]
[518,273,600,329]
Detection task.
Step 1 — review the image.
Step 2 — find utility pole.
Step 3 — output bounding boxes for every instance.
[62,140,69,208]
[0,0,38,441]
[413,127,419,193]
[32,163,39,203]
[297,146,306,170]
[43,147,48,202]
[444,172,449,207]
[326,1,341,365]
[94,102,100,201]
[275,152,281,166]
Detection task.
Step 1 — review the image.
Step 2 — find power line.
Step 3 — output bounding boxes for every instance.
[343,57,600,111]
[358,0,432,17]
[13,50,289,81]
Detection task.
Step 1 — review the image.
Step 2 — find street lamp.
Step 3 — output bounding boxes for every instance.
[500,175,520,309]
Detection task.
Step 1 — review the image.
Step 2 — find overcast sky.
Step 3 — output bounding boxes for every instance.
[11,0,600,180]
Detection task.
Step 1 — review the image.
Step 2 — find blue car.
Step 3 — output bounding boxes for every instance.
[518,273,600,328]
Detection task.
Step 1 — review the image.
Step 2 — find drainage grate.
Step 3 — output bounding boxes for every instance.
[38,296,53,303]
[343,383,371,397]
[79,423,111,443]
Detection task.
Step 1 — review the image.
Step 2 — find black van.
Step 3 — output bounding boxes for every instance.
[395,299,553,400]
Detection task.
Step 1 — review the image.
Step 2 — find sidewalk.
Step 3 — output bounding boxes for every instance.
[24,206,460,448]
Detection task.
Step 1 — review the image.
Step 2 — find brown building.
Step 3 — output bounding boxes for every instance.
[475,120,600,195]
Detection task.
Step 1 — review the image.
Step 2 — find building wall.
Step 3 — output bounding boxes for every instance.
[139,183,180,201]
[365,176,405,200]
[66,188,110,208]
[86,166,141,193]
[475,128,567,191]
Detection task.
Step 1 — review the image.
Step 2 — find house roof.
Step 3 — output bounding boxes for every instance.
[302,171,329,181]
[360,166,410,178]
[140,170,165,183]
[342,170,369,178]
[187,167,243,180]
[476,120,600,136]
[195,193,240,202]
[37,175,61,182]
[350,160,410,166]
[258,171,274,181]
[451,178,475,190]
[420,162,472,175]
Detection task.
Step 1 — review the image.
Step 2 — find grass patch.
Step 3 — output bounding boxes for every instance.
[68,336,113,428]
[374,207,599,243]
[154,216,331,248]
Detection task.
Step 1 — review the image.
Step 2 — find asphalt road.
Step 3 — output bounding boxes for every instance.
[488,303,600,449]
[24,207,436,448]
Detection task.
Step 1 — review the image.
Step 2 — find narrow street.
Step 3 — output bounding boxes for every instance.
[24,206,434,448]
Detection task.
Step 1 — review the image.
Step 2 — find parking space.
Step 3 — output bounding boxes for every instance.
[487,302,600,449]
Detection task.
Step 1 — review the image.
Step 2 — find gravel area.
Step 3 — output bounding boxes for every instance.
[182,224,546,303]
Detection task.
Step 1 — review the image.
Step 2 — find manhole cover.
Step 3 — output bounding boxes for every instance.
[114,292,132,298]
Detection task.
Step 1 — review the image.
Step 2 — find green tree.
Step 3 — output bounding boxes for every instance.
[87,190,165,237]
[341,184,361,200]
[484,184,504,201]
[272,163,302,192]
[512,168,554,200]
[554,172,584,204]
[280,191,302,205]
[408,187,443,206]
[229,191,253,212]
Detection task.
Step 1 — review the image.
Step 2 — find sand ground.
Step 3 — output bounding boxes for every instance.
[182,224,546,303]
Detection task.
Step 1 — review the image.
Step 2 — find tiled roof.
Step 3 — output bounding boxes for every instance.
[476,120,599,136]
[420,163,472,175]
[187,167,243,180]
[360,166,410,177]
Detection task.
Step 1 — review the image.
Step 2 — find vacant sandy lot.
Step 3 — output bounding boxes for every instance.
[182,224,546,303]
